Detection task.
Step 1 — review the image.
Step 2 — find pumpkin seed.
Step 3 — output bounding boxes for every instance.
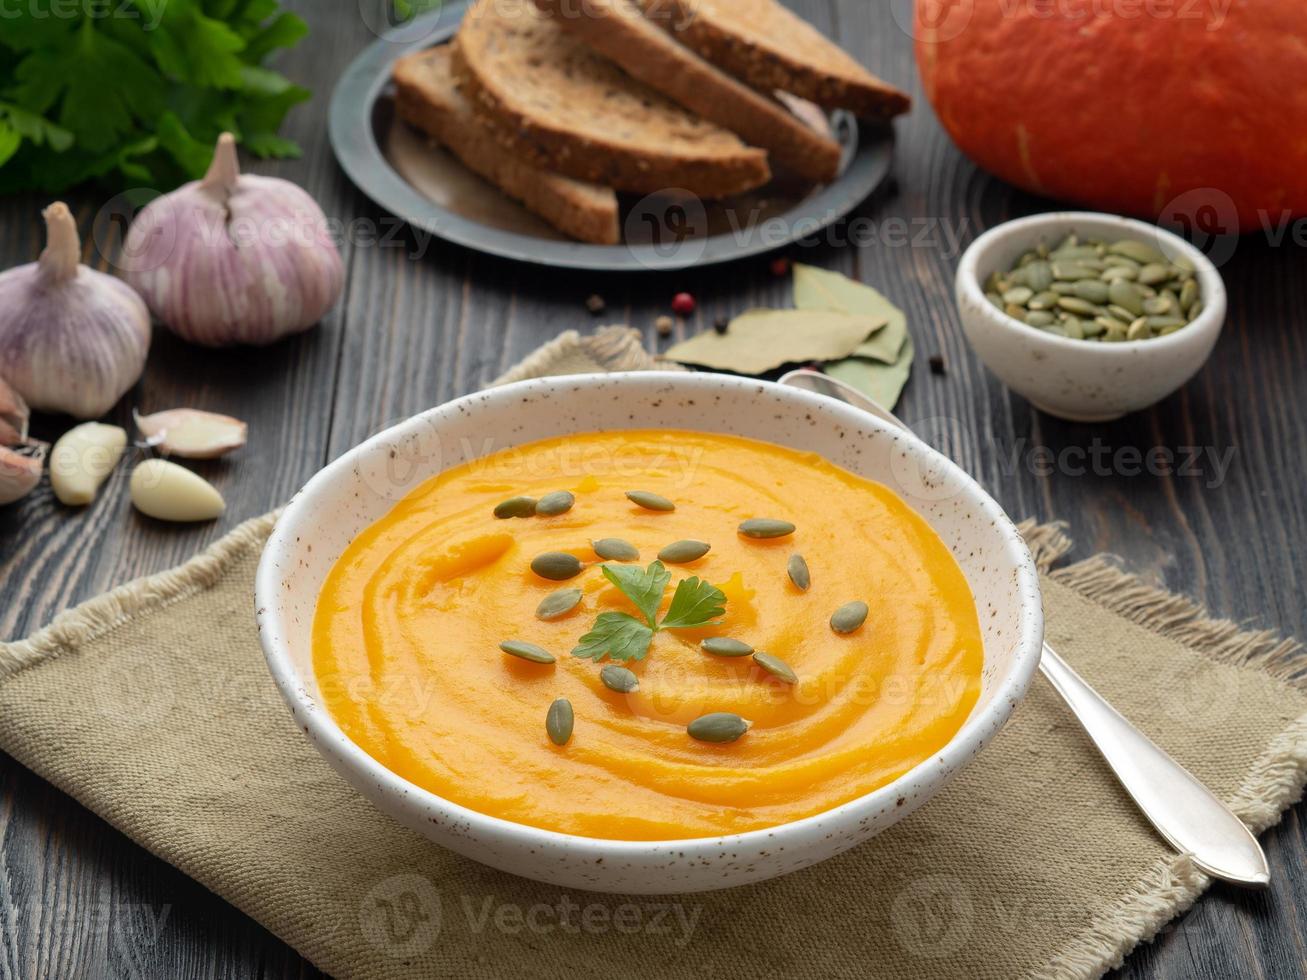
[1142,296,1173,316]
[1092,316,1126,336]
[701,637,754,657]
[500,640,556,664]
[739,518,796,539]
[1100,265,1137,282]
[1081,318,1108,338]
[600,665,640,693]
[1072,279,1109,304]
[593,538,639,561]
[1062,317,1085,340]
[1052,262,1097,281]
[1024,311,1055,327]
[1107,279,1144,315]
[1137,263,1171,286]
[687,712,750,743]
[535,490,575,516]
[830,600,869,634]
[1126,317,1151,341]
[536,588,583,621]
[1106,304,1138,323]
[1179,278,1199,313]
[1005,303,1026,319]
[494,496,537,519]
[626,490,675,512]
[1027,290,1059,311]
[787,553,811,591]
[1050,244,1098,261]
[1024,261,1053,292]
[1053,232,1078,252]
[753,652,798,685]
[546,698,574,745]
[1043,325,1068,337]
[1002,286,1033,305]
[986,291,1004,311]
[1108,240,1166,265]
[1187,300,1204,322]
[1049,282,1078,295]
[531,552,584,581]
[658,539,711,563]
[1146,315,1186,330]
[1056,297,1097,315]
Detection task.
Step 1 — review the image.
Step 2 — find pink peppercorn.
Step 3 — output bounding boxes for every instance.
[671,292,696,316]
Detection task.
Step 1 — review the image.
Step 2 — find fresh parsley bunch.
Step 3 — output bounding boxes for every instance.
[573,561,727,663]
[0,0,309,194]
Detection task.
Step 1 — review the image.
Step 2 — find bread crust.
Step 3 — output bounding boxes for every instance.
[393,48,621,244]
[452,0,771,198]
[640,0,911,119]
[533,0,841,184]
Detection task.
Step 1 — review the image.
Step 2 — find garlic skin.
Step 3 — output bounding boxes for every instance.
[0,376,30,446]
[0,204,151,419]
[130,459,225,522]
[50,422,127,506]
[124,133,344,347]
[0,444,44,505]
[134,407,247,459]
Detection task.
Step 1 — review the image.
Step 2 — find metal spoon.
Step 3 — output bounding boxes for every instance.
[778,368,1270,887]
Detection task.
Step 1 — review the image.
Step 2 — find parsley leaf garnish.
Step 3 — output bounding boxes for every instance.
[573,561,728,662]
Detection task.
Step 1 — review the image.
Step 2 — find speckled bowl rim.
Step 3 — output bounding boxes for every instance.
[256,372,1044,863]
[956,211,1227,356]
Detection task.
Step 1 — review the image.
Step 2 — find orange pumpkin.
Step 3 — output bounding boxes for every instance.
[915,1,1307,233]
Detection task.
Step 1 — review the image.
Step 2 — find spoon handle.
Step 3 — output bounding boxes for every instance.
[1039,643,1269,887]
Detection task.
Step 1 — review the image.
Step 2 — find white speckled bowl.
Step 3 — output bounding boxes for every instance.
[256,372,1044,893]
[957,212,1226,422]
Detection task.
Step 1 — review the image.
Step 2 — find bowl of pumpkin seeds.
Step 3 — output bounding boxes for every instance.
[956,212,1226,422]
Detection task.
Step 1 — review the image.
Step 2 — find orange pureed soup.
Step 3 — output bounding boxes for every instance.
[313,430,983,840]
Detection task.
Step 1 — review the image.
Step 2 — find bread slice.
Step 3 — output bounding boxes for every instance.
[636,0,911,119]
[451,0,771,198]
[392,47,621,245]
[531,0,840,184]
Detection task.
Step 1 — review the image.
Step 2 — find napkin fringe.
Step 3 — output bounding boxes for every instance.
[0,512,279,681]
[1052,556,1304,688]
[1017,519,1074,573]
[492,326,673,386]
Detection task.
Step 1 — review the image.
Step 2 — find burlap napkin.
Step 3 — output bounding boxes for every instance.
[2,326,1304,980]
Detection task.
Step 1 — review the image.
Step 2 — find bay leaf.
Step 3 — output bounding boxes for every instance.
[794,263,907,364]
[663,309,885,375]
[823,333,915,411]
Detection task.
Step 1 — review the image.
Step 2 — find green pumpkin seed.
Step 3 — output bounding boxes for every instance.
[1071,280,1109,304]
[535,491,575,516]
[1092,316,1126,336]
[1056,297,1097,315]
[1142,296,1173,316]
[1027,290,1059,311]
[1106,304,1138,324]
[986,291,1004,311]
[626,490,675,512]
[830,600,869,634]
[1023,261,1053,292]
[1146,315,1186,330]
[1050,244,1098,261]
[1187,300,1204,322]
[1002,286,1033,305]
[1016,250,1037,267]
[687,712,750,743]
[1107,279,1144,315]
[1126,317,1151,341]
[1108,240,1166,265]
[494,496,537,519]
[1100,265,1137,282]
[1137,263,1171,286]
[701,637,754,657]
[658,539,711,563]
[531,552,584,581]
[1053,232,1078,252]
[739,518,796,539]
[1061,318,1085,340]
[1024,311,1055,327]
[1005,303,1026,319]
[500,640,556,664]
[536,588,583,621]
[752,652,797,685]
[1179,278,1199,313]
[600,665,640,693]
[546,698,574,745]
[1042,325,1068,337]
[1052,262,1097,281]
[593,538,639,561]
[787,554,811,591]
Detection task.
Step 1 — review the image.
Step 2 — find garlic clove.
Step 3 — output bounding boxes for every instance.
[0,377,30,446]
[50,422,128,506]
[134,408,247,459]
[0,444,45,505]
[130,459,225,522]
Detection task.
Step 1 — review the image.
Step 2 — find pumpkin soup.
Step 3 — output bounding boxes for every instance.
[313,430,983,840]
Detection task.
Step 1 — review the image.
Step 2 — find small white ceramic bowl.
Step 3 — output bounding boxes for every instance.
[956,212,1226,422]
[256,372,1044,893]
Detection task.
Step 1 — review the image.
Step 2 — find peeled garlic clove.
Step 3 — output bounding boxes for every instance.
[134,408,247,459]
[49,422,128,506]
[0,444,45,505]
[130,459,225,522]
[0,377,29,446]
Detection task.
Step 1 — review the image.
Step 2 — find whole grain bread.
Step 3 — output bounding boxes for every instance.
[532,0,841,184]
[452,0,771,198]
[392,46,621,244]
[637,0,911,119]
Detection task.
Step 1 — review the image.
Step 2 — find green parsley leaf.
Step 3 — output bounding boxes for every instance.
[572,612,654,663]
[600,561,672,628]
[660,577,727,630]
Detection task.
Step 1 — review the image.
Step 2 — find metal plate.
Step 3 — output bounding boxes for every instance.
[328,2,895,272]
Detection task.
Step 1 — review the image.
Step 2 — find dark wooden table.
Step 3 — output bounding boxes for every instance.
[2,2,1304,977]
